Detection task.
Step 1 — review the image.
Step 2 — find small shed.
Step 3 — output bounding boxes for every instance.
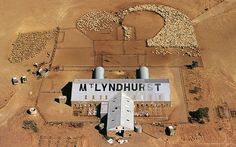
[134,124,142,133]
[21,76,28,83]
[38,68,49,77]
[12,77,19,85]
[58,96,67,104]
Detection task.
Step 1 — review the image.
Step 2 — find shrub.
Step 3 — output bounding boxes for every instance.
[189,107,209,123]
[22,120,38,133]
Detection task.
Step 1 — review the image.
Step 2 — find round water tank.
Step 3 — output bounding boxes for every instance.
[138,66,149,79]
[93,66,105,79]
[27,107,38,115]
[165,126,175,136]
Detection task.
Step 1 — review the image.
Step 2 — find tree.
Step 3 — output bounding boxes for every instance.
[189,107,209,123]
[22,120,38,132]
[186,61,199,69]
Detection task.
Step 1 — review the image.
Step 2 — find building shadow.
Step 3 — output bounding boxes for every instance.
[165,127,171,136]
[96,103,101,117]
[92,69,96,79]
[54,98,59,103]
[95,114,108,135]
[61,82,72,106]
[136,69,140,79]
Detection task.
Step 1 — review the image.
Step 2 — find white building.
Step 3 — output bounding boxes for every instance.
[100,101,108,118]
[106,92,134,137]
[71,79,171,103]
[71,79,171,116]
[70,78,171,136]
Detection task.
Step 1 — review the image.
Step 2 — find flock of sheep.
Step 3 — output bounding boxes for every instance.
[76,4,199,52]
[9,30,57,63]
[9,4,200,64]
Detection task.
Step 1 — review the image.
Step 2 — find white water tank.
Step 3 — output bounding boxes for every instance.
[93,66,105,79]
[138,66,149,79]
[28,107,38,115]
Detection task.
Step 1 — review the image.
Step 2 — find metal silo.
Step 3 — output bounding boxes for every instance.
[137,66,149,79]
[93,66,105,79]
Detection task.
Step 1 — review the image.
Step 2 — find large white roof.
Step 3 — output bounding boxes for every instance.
[71,79,171,102]
[107,92,134,131]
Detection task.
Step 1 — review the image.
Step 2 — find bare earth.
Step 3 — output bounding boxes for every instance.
[0,0,236,147]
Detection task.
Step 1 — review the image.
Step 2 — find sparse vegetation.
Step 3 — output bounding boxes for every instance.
[186,61,199,69]
[189,86,201,94]
[22,120,38,133]
[68,122,84,128]
[193,95,203,101]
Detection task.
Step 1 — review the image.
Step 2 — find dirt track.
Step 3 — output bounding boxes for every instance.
[192,0,236,23]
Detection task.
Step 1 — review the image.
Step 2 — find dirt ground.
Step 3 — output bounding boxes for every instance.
[0,0,236,147]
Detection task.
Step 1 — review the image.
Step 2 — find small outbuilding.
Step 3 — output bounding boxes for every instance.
[20,76,28,83]
[58,96,67,104]
[165,126,175,136]
[37,68,49,77]
[134,124,142,133]
[12,77,19,85]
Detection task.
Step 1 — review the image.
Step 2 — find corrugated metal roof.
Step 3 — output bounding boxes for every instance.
[107,92,134,131]
[100,101,108,115]
[71,79,171,102]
